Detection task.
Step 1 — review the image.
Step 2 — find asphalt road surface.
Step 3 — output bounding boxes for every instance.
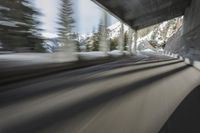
[0,54,200,133]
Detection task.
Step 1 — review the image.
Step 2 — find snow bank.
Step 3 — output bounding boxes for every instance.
[140,49,156,53]
[78,52,107,60]
[78,50,129,60]
[0,50,130,67]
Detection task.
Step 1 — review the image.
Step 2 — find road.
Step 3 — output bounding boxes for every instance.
[0,54,200,133]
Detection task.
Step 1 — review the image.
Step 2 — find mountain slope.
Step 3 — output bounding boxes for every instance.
[107,17,183,50]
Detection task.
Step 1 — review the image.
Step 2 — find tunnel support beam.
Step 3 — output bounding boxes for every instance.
[133,30,138,54]
[118,22,124,53]
[128,28,133,55]
[100,11,109,54]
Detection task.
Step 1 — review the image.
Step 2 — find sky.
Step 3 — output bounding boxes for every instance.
[34,0,118,37]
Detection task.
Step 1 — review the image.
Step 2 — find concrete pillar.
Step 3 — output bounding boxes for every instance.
[165,0,200,60]
[118,22,124,53]
[133,30,138,53]
[100,11,109,54]
[128,28,133,55]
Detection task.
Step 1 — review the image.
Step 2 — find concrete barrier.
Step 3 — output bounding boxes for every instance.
[162,51,200,70]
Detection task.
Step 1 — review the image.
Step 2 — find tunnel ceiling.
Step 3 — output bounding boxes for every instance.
[92,0,191,30]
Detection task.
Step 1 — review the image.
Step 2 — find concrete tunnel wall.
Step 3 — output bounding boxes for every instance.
[165,0,200,61]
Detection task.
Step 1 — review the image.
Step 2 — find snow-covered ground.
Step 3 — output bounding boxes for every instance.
[0,51,131,68]
[140,49,156,53]
[0,49,168,73]
[78,52,108,60]
[78,50,130,60]
[0,53,58,68]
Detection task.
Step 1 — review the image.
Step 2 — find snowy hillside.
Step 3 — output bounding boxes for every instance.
[107,22,129,39]
[107,17,183,50]
[42,17,183,53]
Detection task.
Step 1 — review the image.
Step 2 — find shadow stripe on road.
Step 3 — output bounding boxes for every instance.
[0,57,176,91]
[117,58,178,68]
[0,60,183,107]
[1,64,190,133]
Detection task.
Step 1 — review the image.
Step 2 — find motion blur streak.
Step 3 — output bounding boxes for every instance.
[1,0,200,133]
[0,54,200,133]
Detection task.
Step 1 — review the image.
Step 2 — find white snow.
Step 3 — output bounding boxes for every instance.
[140,49,156,53]
[78,50,129,60]
[78,51,107,60]
[78,50,128,60]
[0,53,54,63]
[108,22,129,39]
[107,18,182,52]
[108,50,128,57]
[0,50,129,67]
[42,33,58,38]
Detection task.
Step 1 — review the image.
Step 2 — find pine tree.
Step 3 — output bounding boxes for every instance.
[0,0,44,52]
[57,0,74,43]
[93,33,100,51]
[110,38,118,50]
[56,0,77,61]
[86,20,102,52]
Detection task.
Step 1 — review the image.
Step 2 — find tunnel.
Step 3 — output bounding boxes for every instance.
[93,0,200,61]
